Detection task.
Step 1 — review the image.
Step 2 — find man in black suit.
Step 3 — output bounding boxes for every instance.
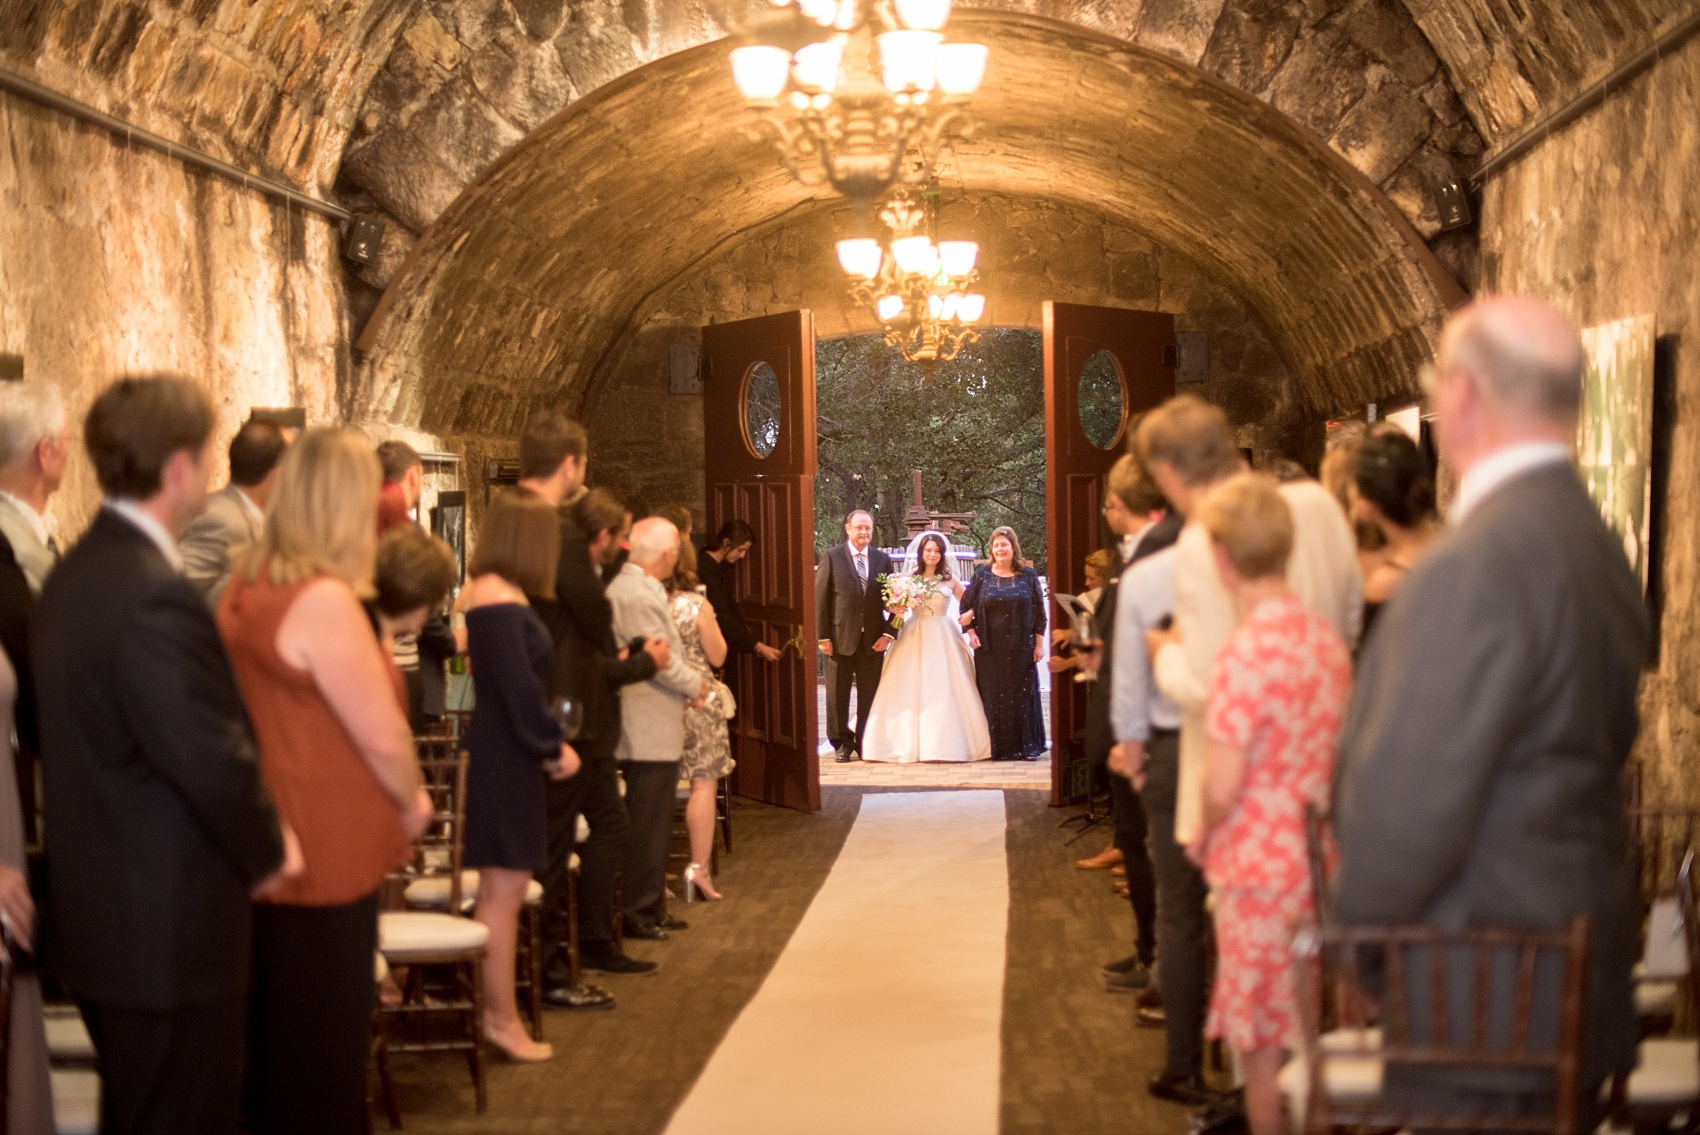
[815,510,896,762]
[1334,297,1647,1123]
[36,376,294,1135]
[517,414,669,999]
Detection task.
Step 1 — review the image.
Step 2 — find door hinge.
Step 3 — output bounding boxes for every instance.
[699,357,713,384]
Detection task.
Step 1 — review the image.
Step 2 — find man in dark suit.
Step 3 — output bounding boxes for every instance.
[815,510,896,762]
[1334,297,1647,1123]
[517,414,669,999]
[36,376,294,1135]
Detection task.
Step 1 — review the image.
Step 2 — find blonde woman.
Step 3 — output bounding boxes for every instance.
[218,428,432,1135]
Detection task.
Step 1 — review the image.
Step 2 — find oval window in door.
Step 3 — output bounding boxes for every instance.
[742,361,782,459]
[1078,349,1126,450]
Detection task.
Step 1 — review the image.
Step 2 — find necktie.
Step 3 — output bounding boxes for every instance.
[855,551,867,584]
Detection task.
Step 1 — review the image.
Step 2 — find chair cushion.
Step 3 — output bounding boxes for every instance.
[404,871,543,911]
[379,911,490,957]
[52,1068,100,1135]
[44,1011,94,1060]
[576,815,591,843]
[375,951,390,985]
[1641,899,1689,980]
[1625,1038,1700,1106]
[569,852,581,873]
[1279,1030,1385,1131]
[1636,980,1679,1019]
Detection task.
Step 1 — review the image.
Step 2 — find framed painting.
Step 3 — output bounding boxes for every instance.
[1577,315,1656,592]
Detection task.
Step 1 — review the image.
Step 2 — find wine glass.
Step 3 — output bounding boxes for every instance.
[553,696,584,741]
[1072,611,1102,684]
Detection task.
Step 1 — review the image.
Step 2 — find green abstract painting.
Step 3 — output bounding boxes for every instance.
[1578,314,1656,592]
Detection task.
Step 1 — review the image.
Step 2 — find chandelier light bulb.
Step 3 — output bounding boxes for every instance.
[877,294,906,322]
[935,42,989,96]
[893,0,954,31]
[836,238,884,278]
[890,235,938,276]
[958,293,986,322]
[792,37,845,92]
[937,240,978,279]
[927,294,945,319]
[731,45,793,102]
[878,30,942,92]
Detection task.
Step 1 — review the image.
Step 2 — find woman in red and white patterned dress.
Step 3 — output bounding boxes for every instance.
[1195,473,1353,1135]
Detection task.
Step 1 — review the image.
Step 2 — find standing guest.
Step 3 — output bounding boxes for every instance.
[567,491,669,975]
[36,376,293,1135]
[0,380,68,842]
[460,490,579,1061]
[609,518,708,938]
[0,643,50,1135]
[1048,549,1116,680]
[1134,394,1359,1105]
[658,504,695,545]
[816,510,896,762]
[1194,473,1352,1135]
[1090,455,1176,995]
[1334,297,1647,1123]
[370,527,459,659]
[219,428,433,1134]
[374,440,456,729]
[181,419,288,607]
[1320,421,1386,583]
[960,527,1047,761]
[666,539,733,901]
[1349,427,1439,643]
[516,415,666,1000]
[699,519,782,662]
[375,440,423,533]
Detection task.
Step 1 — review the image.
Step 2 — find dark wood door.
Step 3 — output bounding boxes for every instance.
[1044,302,1176,806]
[702,311,821,812]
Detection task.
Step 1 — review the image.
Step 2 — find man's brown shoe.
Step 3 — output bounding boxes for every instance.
[1075,846,1124,870]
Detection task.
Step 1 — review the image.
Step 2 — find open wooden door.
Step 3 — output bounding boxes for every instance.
[1044,302,1177,806]
[702,311,821,812]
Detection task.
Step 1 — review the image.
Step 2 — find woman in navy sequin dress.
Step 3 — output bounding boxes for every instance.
[959,527,1048,761]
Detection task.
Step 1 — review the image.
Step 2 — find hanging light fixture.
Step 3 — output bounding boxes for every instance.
[728,0,989,203]
[835,190,985,376]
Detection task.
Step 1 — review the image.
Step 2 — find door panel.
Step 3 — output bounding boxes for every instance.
[702,311,820,812]
[1044,302,1177,806]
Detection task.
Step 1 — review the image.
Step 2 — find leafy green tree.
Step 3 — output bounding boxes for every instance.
[815,328,1047,565]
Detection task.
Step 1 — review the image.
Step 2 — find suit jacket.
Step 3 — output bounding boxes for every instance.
[0,530,38,769]
[607,564,701,763]
[814,543,896,656]
[179,483,263,607]
[698,552,758,655]
[35,510,284,1009]
[1333,464,1647,1098]
[0,497,53,596]
[528,511,655,757]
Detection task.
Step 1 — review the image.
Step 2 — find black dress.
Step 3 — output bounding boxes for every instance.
[697,552,759,655]
[463,604,561,872]
[960,566,1048,761]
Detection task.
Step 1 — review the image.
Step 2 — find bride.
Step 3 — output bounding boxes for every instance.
[861,531,992,764]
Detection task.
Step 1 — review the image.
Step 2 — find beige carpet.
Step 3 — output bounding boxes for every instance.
[663,790,1009,1135]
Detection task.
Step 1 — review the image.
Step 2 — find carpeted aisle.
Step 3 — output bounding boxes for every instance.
[664,791,1009,1135]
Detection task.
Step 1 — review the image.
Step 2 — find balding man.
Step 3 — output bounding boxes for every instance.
[1334,296,1647,1123]
[607,517,708,941]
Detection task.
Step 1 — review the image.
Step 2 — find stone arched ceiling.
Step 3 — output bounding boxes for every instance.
[359,11,1463,437]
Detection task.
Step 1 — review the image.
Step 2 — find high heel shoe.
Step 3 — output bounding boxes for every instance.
[482,1024,554,1063]
[682,863,722,903]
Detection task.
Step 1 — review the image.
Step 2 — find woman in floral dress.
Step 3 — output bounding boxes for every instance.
[666,540,733,901]
[1195,474,1352,1135]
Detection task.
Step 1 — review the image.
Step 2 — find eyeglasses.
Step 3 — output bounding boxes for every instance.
[1101,498,1126,516]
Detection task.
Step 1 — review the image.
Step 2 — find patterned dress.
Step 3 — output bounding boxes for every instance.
[1202,594,1352,1051]
[671,589,734,781]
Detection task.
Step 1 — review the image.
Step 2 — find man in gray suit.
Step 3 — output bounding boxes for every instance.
[608,517,708,939]
[0,380,69,595]
[1334,296,1647,1122]
[179,419,288,606]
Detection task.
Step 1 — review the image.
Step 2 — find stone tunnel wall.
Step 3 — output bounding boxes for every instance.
[1477,32,1700,804]
[583,195,1310,521]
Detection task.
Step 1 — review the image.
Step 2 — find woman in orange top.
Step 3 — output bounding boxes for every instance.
[218,428,432,1135]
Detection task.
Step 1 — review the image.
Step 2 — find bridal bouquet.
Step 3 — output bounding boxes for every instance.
[881,573,947,630]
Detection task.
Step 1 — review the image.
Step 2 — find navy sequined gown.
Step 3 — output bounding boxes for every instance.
[960,566,1048,761]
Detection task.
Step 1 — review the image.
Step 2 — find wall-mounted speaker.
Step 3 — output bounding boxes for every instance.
[343,214,385,265]
[1431,176,1474,231]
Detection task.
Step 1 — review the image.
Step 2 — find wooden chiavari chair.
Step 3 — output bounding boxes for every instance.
[1610,850,1700,1132]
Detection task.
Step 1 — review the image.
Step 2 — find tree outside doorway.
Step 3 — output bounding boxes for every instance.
[814,328,1046,562]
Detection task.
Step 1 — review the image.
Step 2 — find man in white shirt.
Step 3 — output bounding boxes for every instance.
[0,381,69,595]
[179,419,288,606]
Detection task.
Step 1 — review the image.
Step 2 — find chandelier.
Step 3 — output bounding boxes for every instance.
[836,191,986,375]
[728,0,989,202]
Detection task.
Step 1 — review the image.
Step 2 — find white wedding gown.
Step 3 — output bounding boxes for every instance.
[861,585,992,763]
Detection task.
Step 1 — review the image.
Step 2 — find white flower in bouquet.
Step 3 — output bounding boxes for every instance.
[880,572,947,630]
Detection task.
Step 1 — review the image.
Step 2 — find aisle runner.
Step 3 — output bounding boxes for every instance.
[665,791,1009,1135]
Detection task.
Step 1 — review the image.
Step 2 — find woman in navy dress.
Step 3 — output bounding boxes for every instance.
[460,490,577,1063]
[960,526,1048,761]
